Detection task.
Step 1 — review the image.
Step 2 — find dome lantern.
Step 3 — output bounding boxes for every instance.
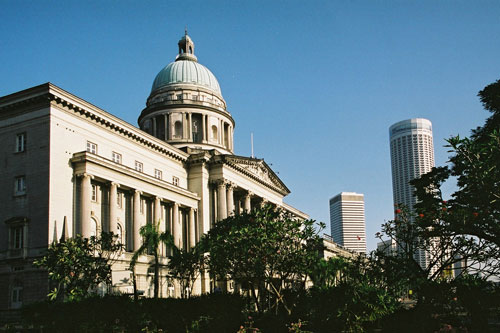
[176,29,197,62]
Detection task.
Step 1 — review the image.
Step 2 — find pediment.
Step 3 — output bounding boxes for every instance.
[221,155,290,195]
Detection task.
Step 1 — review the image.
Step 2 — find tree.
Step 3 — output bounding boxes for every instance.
[167,242,206,298]
[130,221,173,299]
[34,232,123,301]
[200,205,324,314]
[301,256,399,332]
[375,206,492,297]
[411,79,500,278]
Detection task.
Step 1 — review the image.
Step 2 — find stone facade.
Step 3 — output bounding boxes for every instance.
[0,33,309,310]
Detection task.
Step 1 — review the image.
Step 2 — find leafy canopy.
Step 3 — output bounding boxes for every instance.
[34,232,123,301]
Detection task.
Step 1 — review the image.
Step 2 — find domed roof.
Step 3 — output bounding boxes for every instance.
[151,32,222,95]
[151,60,221,95]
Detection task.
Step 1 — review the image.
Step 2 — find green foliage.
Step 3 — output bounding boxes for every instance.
[298,256,399,332]
[167,242,206,298]
[22,294,246,332]
[33,232,123,301]
[410,79,500,278]
[200,205,324,314]
[130,221,173,299]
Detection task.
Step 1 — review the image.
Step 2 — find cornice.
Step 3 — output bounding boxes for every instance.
[210,154,291,196]
[1,82,190,163]
[71,151,200,201]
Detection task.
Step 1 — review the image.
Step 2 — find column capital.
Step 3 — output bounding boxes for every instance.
[226,181,237,190]
[110,181,120,188]
[245,190,254,198]
[211,179,229,187]
[134,189,142,195]
[77,172,94,180]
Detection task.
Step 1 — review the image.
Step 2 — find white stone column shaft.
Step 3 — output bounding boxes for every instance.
[80,174,92,238]
[244,192,252,213]
[133,190,142,251]
[189,208,196,249]
[109,182,118,235]
[227,185,235,216]
[188,113,193,140]
[172,203,181,249]
[202,114,206,142]
[217,182,227,221]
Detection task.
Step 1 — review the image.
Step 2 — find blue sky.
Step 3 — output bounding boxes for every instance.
[2,1,499,251]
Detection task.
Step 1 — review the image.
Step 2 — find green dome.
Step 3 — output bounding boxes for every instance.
[151,60,221,95]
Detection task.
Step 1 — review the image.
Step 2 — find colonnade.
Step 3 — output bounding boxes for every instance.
[213,180,256,221]
[78,173,197,252]
[150,112,234,151]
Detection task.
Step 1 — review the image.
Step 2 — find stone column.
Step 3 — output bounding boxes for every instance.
[244,191,252,213]
[80,173,92,238]
[172,203,181,249]
[184,113,188,140]
[230,126,234,151]
[221,120,225,146]
[188,113,193,140]
[133,190,142,251]
[226,183,235,216]
[109,182,119,235]
[152,117,157,137]
[202,113,206,142]
[164,114,168,141]
[189,208,196,249]
[260,198,269,208]
[154,196,161,224]
[205,115,209,141]
[168,114,173,140]
[217,181,227,221]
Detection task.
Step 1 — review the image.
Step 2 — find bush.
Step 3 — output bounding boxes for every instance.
[22,293,246,332]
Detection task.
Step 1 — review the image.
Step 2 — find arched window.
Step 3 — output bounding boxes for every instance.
[90,218,97,237]
[117,223,123,244]
[174,121,183,138]
[211,125,218,141]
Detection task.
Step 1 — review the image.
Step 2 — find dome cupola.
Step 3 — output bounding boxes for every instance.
[139,31,234,155]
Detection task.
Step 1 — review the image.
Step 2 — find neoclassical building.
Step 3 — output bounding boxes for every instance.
[0,32,308,310]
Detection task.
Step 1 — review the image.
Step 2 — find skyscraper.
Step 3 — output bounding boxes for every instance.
[389,118,435,267]
[329,192,366,253]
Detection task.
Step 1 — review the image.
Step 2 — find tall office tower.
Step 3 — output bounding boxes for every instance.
[389,118,435,267]
[329,192,366,253]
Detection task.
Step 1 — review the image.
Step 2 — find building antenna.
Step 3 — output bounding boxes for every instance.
[251,132,254,158]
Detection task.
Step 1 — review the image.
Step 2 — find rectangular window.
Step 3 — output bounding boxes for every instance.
[135,161,143,172]
[91,184,97,202]
[14,176,26,195]
[117,192,123,208]
[112,152,122,164]
[176,94,183,100]
[154,169,162,180]
[11,287,23,309]
[11,226,23,249]
[86,141,97,154]
[15,133,26,153]
[172,176,179,186]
